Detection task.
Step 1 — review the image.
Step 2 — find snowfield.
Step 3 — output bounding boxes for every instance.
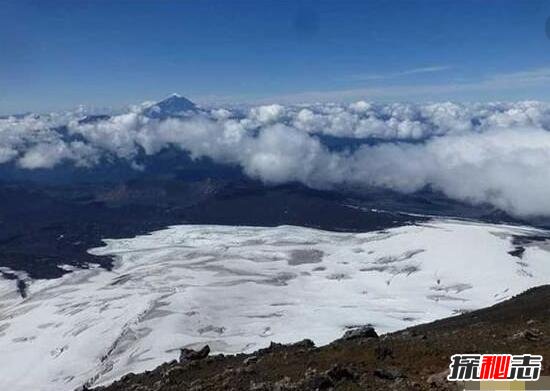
[1,219,550,390]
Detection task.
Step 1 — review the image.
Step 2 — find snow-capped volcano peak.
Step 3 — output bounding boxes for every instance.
[143,94,197,119]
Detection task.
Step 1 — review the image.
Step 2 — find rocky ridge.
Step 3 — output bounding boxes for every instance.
[94,285,550,391]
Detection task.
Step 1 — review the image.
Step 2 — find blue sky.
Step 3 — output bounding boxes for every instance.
[2,0,550,113]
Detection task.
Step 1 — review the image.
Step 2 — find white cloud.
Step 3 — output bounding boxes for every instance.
[248,104,286,124]
[3,100,550,217]
[0,146,18,164]
[18,142,70,169]
[349,65,452,81]
[345,128,550,216]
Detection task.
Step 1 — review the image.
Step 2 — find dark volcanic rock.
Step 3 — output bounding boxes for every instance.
[375,342,394,360]
[301,368,334,390]
[325,365,357,382]
[292,338,315,350]
[426,369,450,387]
[179,345,210,363]
[0,180,425,282]
[341,325,378,340]
[374,367,403,380]
[512,328,543,342]
[258,339,315,356]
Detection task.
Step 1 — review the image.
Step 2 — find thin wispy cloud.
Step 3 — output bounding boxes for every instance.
[349,65,452,81]
[487,67,550,84]
[251,66,550,104]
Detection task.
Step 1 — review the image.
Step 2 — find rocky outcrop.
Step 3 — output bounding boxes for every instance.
[179,345,210,363]
[340,325,378,340]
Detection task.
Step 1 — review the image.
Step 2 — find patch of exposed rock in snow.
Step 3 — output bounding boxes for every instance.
[0,219,550,390]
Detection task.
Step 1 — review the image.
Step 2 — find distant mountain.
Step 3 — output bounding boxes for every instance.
[75,94,198,124]
[0,112,32,119]
[142,93,198,119]
[78,114,111,124]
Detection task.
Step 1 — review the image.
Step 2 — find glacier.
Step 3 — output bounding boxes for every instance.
[0,219,550,390]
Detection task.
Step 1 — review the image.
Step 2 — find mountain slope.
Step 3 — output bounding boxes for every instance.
[0,219,549,390]
[95,284,550,391]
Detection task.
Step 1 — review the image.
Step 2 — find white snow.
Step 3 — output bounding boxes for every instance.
[0,219,549,390]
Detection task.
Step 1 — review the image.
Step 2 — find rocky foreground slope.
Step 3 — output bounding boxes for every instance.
[95,285,550,391]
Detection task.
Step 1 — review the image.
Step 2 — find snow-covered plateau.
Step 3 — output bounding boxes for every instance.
[1,219,550,390]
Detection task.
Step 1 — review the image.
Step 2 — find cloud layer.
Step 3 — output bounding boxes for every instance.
[2,100,550,216]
